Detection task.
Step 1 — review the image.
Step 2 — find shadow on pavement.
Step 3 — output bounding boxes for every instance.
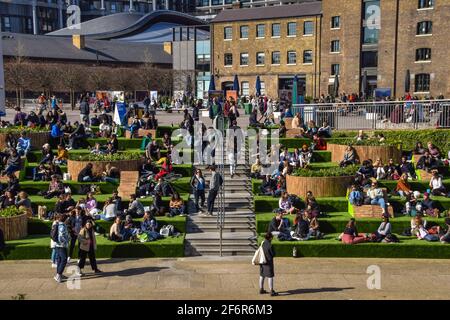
[279,287,355,296]
[80,266,169,280]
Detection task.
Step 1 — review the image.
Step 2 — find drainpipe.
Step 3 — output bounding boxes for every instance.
[393,0,400,98]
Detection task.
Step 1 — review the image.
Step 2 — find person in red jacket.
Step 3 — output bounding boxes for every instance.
[312,134,327,151]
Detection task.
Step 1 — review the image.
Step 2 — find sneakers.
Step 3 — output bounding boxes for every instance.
[54,274,62,283]
[270,290,279,297]
[94,269,102,274]
[51,263,57,269]
[67,257,71,263]
[259,289,267,294]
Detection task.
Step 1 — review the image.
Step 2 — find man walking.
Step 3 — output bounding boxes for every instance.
[206,165,222,216]
[52,214,69,283]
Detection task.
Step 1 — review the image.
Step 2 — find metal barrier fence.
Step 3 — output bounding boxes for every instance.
[292,100,450,130]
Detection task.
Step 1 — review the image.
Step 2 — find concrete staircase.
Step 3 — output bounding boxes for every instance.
[185,164,258,256]
[117,171,139,198]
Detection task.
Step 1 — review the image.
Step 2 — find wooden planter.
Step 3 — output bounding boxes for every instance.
[0,213,28,241]
[328,144,402,164]
[68,159,144,179]
[286,175,355,198]
[0,131,49,150]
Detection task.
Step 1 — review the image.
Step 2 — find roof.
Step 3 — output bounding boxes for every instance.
[47,10,208,43]
[212,2,322,23]
[1,32,172,65]
[47,12,144,37]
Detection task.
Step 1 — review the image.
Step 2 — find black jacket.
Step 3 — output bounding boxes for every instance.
[80,101,90,115]
[78,166,93,182]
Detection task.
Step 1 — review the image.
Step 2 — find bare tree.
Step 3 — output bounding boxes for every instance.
[30,63,59,100]
[3,41,30,108]
[112,68,138,92]
[88,67,111,91]
[60,64,86,110]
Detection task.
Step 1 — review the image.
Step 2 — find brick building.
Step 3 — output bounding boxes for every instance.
[211,0,450,100]
[210,2,322,99]
[320,0,450,99]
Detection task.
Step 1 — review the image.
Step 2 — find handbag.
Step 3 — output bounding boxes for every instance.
[252,241,267,265]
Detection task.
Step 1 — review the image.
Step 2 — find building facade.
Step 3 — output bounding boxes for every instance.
[211,2,321,99]
[320,0,450,99]
[195,0,315,20]
[0,0,66,35]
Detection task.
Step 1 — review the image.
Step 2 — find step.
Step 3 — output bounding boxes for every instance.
[188,216,255,223]
[185,248,256,257]
[185,231,256,241]
[187,226,256,233]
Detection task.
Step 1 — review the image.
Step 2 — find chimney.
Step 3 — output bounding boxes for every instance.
[232,1,241,9]
[72,34,85,50]
[164,42,173,55]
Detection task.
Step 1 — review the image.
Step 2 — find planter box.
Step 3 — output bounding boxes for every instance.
[286,175,355,198]
[0,131,49,150]
[0,213,28,241]
[328,143,402,164]
[68,159,144,179]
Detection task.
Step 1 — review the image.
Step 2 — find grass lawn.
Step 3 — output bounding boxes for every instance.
[1,234,185,260]
[258,233,450,259]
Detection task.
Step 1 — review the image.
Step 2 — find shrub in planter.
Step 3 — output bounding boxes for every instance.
[0,207,26,217]
[69,152,143,162]
[292,165,359,177]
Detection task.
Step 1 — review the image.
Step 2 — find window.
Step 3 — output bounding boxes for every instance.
[415,74,430,92]
[256,52,265,65]
[331,40,340,53]
[240,25,249,39]
[303,21,314,35]
[303,50,313,64]
[2,17,11,32]
[331,64,340,75]
[242,81,250,96]
[362,51,378,67]
[111,3,117,12]
[224,26,232,40]
[363,27,379,44]
[418,0,434,9]
[287,22,297,36]
[417,21,432,35]
[272,23,281,37]
[287,51,297,64]
[416,48,431,61]
[224,53,233,66]
[256,24,265,38]
[331,16,340,29]
[240,53,249,66]
[272,51,281,64]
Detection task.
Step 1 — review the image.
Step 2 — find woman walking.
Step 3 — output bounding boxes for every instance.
[77,220,102,275]
[259,232,278,296]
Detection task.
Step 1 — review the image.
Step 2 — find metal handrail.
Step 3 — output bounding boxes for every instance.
[216,114,226,256]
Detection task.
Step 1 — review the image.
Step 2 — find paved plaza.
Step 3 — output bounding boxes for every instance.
[1,257,450,300]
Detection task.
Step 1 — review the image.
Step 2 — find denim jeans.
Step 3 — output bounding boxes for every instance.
[55,247,68,276]
[4,165,20,175]
[371,197,387,211]
[51,248,56,264]
[424,234,439,242]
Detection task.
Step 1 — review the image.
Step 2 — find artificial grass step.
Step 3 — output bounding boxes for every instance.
[253,195,450,213]
[258,233,450,259]
[28,216,187,234]
[1,234,185,260]
[255,212,446,234]
[28,193,190,211]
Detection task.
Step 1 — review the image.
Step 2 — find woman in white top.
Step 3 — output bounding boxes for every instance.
[429,171,447,196]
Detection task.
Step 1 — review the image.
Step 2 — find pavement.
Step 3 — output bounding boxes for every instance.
[1,257,450,300]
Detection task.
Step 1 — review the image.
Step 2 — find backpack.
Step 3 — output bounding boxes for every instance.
[0,227,5,251]
[218,174,224,187]
[288,195,302,209]
[50,224,59,243]
[383,234,400,243]
[160,225,174,237]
